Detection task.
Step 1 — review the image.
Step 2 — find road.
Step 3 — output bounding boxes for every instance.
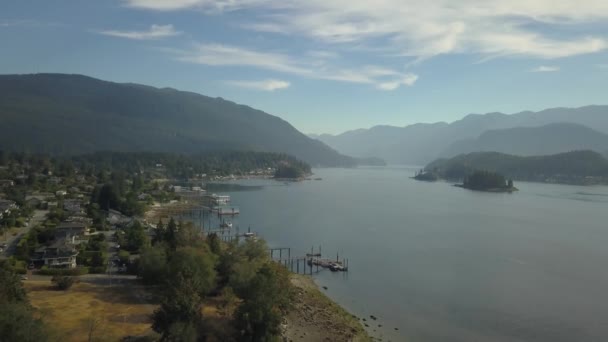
[1,210,48,258]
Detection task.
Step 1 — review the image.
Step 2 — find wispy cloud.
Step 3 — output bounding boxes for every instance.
[173,43,417,90]
[530,65,560,72]
[226,79,290,91]
[126,0,608,61]
[97,24,181,40]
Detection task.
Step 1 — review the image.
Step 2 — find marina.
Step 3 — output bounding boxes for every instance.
[162,187,351,275]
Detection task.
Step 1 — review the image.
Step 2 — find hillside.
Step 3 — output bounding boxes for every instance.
[442,123,608,157]
[425,150,608,185]
[314,106,608,164]
[0,73,354,167]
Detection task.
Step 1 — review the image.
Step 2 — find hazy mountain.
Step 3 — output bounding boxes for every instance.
[0,73,354,167]
[315,106,608,165]
[426,150,608,185]
[442,123,608,157]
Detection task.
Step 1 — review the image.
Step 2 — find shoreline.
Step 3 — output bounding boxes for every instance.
[284,274,370,342]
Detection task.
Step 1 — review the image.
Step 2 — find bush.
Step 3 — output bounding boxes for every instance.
[51,275,76,290]
[13,267,27,275]
[118,250,131,265]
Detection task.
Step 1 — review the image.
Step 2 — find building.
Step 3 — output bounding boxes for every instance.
[0,180,14,188]
[63,199,83,214]
[107,209,134,227]
[0,199,17,219]
[31,240,78,268]
[202,194,231,207]
[55,221,90,240]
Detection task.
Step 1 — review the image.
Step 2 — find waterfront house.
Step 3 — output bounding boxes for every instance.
[202,194,231,207]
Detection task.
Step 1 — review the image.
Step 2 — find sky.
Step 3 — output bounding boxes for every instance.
[1,1,608,135]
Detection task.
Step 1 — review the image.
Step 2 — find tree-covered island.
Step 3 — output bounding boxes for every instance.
[456,170,517,192]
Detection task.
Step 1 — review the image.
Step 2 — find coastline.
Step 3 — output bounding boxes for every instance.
[284,274,371,342]
[145,201,369,341]
[454,184,519,193]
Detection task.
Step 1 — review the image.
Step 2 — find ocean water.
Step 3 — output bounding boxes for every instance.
[197,166,608,341]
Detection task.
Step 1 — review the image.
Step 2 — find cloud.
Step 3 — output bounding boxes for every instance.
[97,24,181,40]
[176,43,311,74]
[225,79,290,91]
[530,65,560,72]
[173,43,418,90]
[127,0,608,61]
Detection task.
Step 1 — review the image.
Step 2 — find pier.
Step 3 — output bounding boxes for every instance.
[159,185,350,275]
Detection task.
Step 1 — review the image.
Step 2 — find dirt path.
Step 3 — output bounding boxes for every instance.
[283,275,370,342]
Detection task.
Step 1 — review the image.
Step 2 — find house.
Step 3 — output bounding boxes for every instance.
[55,221,90,240]
[26,197,43,208]
[66,216,93,225]
[49,176,62,185]
[0,180,14,188]
[202,194,231,206]
[63,199,83,214]
[31,239,78,268]
[0,199,17,218]
[107,209,133,227]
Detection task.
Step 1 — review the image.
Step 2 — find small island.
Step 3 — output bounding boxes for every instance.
[413,169,439,182]
[274,163,311,180]
[455,170,518,192]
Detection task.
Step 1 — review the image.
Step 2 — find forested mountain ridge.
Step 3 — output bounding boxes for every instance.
[425,150,608,185]
[314,105,608,164]
[0,73,354,167]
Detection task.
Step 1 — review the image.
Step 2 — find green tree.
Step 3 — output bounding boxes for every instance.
[152,247,217,340]
[235,263,293,342]
[126,221,149,252]
[165,218,178,251]
[138,246,168,285]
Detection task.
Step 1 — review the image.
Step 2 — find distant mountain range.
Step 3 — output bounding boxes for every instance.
[442,123,608,157]
[0,74,353,167]
[313,106,608,165]
[426,150,608,185]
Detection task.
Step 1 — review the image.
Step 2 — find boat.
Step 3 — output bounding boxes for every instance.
[329,264,345,272]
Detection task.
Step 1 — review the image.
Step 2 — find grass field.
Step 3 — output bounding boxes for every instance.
[25,279,158,341]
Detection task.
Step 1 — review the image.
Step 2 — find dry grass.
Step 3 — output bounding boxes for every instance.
[25,280,158,342]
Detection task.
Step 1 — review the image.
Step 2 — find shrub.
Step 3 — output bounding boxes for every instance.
[51,275,76,290]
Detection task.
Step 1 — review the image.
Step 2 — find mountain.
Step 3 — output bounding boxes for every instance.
[442,123,608,157]
[0,73,354,167]
[425,150,608,185]
[315,106,608,165]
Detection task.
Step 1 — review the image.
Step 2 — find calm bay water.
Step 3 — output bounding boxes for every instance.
[204,167,608,341]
